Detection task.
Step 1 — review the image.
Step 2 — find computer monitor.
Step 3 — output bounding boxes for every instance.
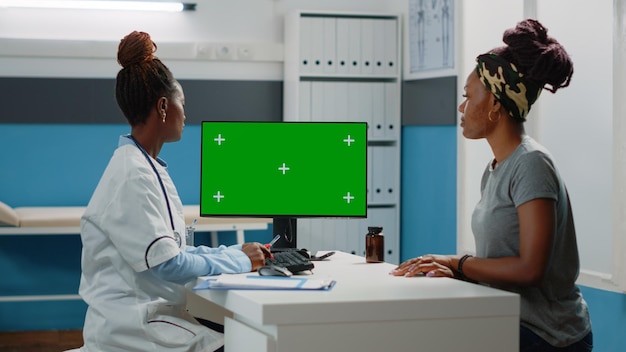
[200,121,367,248]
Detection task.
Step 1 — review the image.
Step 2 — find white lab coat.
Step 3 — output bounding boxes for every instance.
[79,143,222,352]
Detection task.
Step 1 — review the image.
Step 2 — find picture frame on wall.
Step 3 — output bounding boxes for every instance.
[403,0,457,80]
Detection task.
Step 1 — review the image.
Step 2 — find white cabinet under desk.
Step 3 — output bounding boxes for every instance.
[189,251,520,352]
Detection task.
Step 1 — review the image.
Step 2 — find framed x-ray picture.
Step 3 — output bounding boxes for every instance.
[404,0,457,80]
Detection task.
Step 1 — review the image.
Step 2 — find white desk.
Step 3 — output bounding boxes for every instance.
[190,251,520,352]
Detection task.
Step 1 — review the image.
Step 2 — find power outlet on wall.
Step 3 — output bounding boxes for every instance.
[196,44,214,59]
[216,44,235,60]
[237,45,253,60]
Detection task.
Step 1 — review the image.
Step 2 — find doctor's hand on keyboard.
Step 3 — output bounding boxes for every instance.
[242,242,273,271]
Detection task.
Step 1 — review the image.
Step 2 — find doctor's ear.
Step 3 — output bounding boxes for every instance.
[158,97,167,111]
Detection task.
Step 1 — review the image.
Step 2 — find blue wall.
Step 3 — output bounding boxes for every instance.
[400,126,457,261]
[0,123,271,330]
[1,123,626,352]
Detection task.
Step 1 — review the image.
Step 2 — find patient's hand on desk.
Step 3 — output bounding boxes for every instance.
[242,242,272,271]
[390,255,455,278]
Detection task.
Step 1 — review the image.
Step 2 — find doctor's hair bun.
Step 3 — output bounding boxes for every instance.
[492,18,573,93]
[117,31,157,68]
[115,30,176,126]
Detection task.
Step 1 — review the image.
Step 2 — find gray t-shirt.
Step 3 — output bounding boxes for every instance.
[471,135,590,347]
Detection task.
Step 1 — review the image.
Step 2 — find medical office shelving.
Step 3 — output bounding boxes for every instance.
[283,10,401,264]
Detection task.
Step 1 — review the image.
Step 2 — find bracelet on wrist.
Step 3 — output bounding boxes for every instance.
[457,254,473,279]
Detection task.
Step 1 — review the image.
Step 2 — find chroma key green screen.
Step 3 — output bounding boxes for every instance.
[200,122,367,218]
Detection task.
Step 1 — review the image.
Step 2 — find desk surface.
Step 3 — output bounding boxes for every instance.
[193,251,519,326]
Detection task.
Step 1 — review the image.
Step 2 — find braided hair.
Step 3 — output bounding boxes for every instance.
[491,19,573,94]
[115,31,177,126]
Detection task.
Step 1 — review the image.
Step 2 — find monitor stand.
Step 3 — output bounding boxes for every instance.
[272,217,297,248]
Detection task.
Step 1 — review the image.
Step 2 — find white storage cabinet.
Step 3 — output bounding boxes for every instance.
[284,11,402,264]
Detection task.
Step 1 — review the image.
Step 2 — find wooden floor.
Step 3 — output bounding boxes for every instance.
[0,330,82,352]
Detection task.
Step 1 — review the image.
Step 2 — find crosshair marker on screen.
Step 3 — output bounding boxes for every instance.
[214,134,226,145]
[278,163,290,175]
[343,192,355,204]
[213,191,225,202]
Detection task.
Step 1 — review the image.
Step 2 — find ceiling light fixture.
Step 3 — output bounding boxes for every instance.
[0,0,196,12]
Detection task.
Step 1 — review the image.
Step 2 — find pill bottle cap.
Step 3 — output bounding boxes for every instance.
[367,226,383,235]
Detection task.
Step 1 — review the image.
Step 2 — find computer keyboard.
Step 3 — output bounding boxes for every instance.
[266,249,315,273]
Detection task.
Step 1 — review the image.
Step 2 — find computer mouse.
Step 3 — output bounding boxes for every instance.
[258,265,293,277]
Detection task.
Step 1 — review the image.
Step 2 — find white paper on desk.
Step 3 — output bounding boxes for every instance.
[193,274,335,291]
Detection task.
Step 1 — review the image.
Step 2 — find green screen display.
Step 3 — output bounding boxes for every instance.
[200,122,367,217]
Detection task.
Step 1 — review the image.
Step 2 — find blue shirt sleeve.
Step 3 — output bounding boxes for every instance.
[151,244,251,285]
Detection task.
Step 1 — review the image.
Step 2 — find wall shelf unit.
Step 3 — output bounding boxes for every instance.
[284,10,401,264]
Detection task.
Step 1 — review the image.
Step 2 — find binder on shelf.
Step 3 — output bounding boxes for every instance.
[358,83,374,137]
[371,146,384,203]
[332,219,351,256]
[336,18,351,74]
[360,18,375,75]
[322,81,337,121]
[373,19,386,75]
[323,17,337,74]
[299,16,313,73]
[334,82,349,121]
[194,274,336,291]
[311,81,325,121]
[371,83,386,140]
[346,18,361,75]
[299,81,312,121]
[347,82,361,123]
[371,145,398,204]
[309,16,325,74]
[384,82,400,140]
[319,218,335,254]
[381,145,399,204]
[384,19,398,76]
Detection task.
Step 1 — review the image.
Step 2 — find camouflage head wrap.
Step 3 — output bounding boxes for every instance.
[475,53,543,122]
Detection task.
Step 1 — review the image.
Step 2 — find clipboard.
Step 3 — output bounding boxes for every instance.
[193,274,336,291]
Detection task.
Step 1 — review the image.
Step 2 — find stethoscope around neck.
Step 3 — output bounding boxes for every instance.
[127,135,182,247]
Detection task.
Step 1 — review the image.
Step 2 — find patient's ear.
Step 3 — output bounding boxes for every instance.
[0,201,19,227]
[157,96,168,115]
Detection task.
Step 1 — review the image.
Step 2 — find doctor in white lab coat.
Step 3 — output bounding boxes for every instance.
[78,31,271,352]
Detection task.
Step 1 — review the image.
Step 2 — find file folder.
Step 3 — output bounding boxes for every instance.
[194,274,336,291]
